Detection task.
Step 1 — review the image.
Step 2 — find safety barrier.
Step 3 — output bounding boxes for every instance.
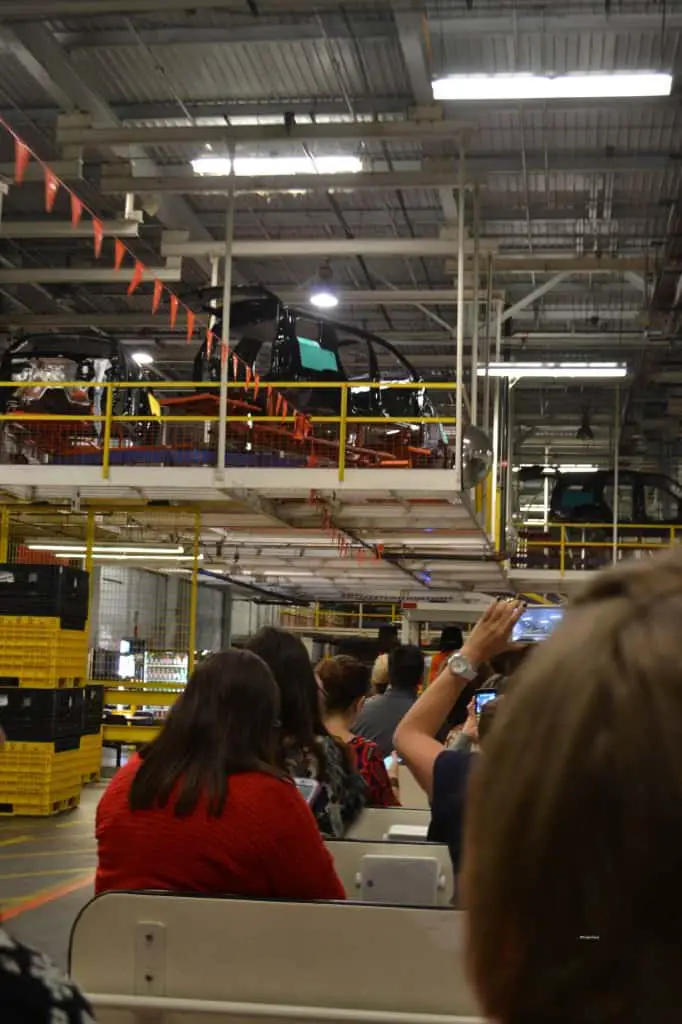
[513,520,682,574]
[70,892,481,1023]
[326,839,453,907]
[347,807,431,842]
[0,378,457,483]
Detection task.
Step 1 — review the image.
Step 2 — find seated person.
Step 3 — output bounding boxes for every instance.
[395,600,523,873]
[96,649,345,901]
[354,644,425,758]
[317,655,399,808]
[245,628,366,837]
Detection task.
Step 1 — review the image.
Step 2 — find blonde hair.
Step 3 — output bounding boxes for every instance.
[463,551,682,1024]
[370,653,389,694]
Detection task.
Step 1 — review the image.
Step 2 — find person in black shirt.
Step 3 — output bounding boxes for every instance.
[394,600,523,875]
[0,928,95,1023]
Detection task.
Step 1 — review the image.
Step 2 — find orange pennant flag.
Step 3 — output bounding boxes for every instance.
[281,399,288,421]
[253,374,260,400]
[92,218,104,258]
[127,260,145,295]
[14,140,30,184]
[169,294,179,327]
[206,330,214,358]
[186,309,196,342]
[44,168,59,212]
[70,194,83,229]
[231,353,238,379]
[220,341,228,367]
[152,279,163,314]
[114,239,126,271]
[245,366,252,388]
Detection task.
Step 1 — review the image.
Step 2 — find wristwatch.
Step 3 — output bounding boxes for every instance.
[447,651,478,682]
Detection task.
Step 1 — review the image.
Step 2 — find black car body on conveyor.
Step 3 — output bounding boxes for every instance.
[191,286,447,457]
[0,333,158,439]
[516,467,682,569]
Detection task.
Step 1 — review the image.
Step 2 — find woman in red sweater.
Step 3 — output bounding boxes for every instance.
[95,649,344,901]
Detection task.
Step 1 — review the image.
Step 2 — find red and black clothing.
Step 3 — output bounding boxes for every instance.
[347,736,399,807]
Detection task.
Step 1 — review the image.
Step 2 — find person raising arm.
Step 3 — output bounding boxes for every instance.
[394,600,523,874]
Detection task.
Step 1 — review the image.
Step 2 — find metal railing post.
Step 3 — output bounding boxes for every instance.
[471,184,480,427]
[101,384,114,479]
[560,524,566,576]
[188,511,201,676]
[0,507,10,562]
[338,386,349,482]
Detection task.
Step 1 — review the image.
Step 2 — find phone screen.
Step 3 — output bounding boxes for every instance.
[384,754,395,770]
[474,690,498,715]
[294,777,321,805]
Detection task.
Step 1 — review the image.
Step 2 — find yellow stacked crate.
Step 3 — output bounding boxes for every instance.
[0,616,88,688]
[79,730,103,784]
[0,741,82,816]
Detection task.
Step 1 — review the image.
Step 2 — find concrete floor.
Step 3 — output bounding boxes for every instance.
[0,783,100,970]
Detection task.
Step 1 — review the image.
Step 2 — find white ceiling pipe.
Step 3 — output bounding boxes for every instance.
[57,118,471,149]
[101,169,463,196]
[0,220,141,239]
[0,267,182,285]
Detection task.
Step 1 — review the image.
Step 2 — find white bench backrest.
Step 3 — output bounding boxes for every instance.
[327,838,454,906]
[347,806,431,840]
[398,764,430,809]
[70,892,480,1023]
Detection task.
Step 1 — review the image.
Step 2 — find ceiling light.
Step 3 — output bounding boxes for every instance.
[192,155,363,177]
[433,72,672,102]
[132,351,154,366]
[310,261,338,309]
[28,543,185,555]
[478,362,627,379]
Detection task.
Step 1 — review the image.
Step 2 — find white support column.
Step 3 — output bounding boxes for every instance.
[489,299,503,549]
[471,185,480,426]
[216,173,236,481]
[454,150,466,492]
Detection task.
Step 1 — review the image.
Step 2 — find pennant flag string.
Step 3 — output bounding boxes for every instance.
[0,114,303,427]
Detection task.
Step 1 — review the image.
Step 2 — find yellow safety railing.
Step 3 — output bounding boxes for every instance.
[0,379,458,483]
[515,521,682,575]
[280,603,400,631]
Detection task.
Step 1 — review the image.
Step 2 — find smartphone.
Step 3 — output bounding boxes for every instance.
[294,777,321,806]
[474,689,498,716]
[384,754,396,770]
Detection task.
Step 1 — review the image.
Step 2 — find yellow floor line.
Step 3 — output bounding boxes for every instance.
[0,836,30,848]
[0,848,96,858]
[0,867,92,880]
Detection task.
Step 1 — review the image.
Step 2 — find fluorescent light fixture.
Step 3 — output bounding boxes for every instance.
[90,554,203,562]
[512,463,599,473]
[28,543,185,555]
[310,288,338,309]
[132,351,154,366]
[433,72,672,102]
[478,362,627,379]
[192,155,363,177]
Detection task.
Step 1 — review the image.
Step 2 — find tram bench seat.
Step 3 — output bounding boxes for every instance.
[69,891,481,1024]
[326,838,454,906]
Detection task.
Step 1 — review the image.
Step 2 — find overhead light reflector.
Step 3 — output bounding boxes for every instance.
[433,72,673,102]
[28,543,185,555]
[478,362,627,379]
[192,155,363,177]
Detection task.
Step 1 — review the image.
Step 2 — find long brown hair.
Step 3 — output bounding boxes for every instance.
[463,551,682,1024]
[130,649,281,817]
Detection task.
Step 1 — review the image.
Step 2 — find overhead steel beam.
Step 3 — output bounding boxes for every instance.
[0,267,181,285]
[501,273,569,321]
[0,160,82,182]
[3,22,215,276]
[58,117,470,149]
[101,169,469,196]
[160,236,650,271]
[0,219,140,239]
